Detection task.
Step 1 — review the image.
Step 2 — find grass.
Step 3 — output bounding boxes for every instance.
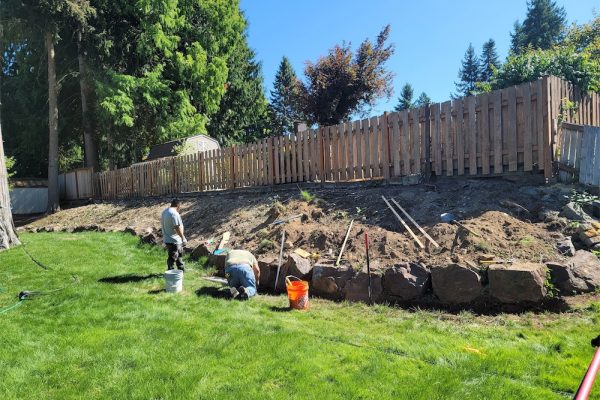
[1,232,600,399]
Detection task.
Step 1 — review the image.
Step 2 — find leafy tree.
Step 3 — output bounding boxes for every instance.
[297,25,394,126]
[453,43,480,98]
[270,56,301,135]
[492,15,600,92]
[208,36,271,145]
[480,39,500,82]
[394,83,414,111]
[414,92,432,107]
[510,0,567,53]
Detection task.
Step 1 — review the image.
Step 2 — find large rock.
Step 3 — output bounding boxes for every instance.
[547,250,600,294]
[488,263,547,303]
[556,236,575,257]
[208,253,227,277]
[431,264,482,304]
[383,262,430,300]
[344,272,383,303]
[257,256,279,291]
[311,259,355,300]
[285,253,312,280]
[190,244,211,260]
[559,202,591,221]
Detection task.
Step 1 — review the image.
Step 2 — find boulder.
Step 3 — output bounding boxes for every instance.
[208,253,227,277]
[547,250,600,294]
[309,230,328,250]
[141,232,159,245]
[257,256,279,291]
[311,209,324,221]
[431,264,482,304]
[560,202,593,222]
[488,263,547,303]
[123,226,137,236]
[556,236,575,257]
[344,272,383,303]
[383,262,430,300]
[285,253,312,280]
[311,259,355,300]
[190,244,211,260]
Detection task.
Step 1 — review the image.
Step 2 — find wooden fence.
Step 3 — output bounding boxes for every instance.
[558,123,600,186]
[93,76,600,200]
[59,167,94,200]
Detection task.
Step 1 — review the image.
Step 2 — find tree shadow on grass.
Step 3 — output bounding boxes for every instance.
[98,273,163,284]
[148,288,165,295]
[269,306,292,312]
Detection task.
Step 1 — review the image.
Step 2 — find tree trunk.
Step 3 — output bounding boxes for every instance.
[0,32,20,249]
[46,30,60,214]
[77,30,99,171]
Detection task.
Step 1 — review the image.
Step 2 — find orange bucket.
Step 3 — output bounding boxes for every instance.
[285,276,309,310]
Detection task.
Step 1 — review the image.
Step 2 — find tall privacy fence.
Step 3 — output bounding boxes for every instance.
[557,123,600,186]
[69,76,599,201]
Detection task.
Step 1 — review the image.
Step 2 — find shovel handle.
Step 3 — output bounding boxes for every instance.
[453,221,481,237]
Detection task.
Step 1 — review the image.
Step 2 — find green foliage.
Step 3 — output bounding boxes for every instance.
[559,97,579,123]
[453,43,480,98]
[297,26,394,126]
[490,46,600,92]
[207,33,271,145]
[480,39,500,82]
[5,157,16,180]
[568,189,599,208]
[299,189,315,202]
[270,57,302,135]
[414,92,432,107]
[257,239,275,252]
[172,141,195,156]
[394,83,414,111]
[510,0,567,54]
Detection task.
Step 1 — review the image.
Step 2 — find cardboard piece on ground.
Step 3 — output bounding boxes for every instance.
[218,231,230,250]
[294,248,311,258]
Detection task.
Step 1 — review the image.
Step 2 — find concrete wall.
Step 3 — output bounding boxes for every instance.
[10,188,48,214]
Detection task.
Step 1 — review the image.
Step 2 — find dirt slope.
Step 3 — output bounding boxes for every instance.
[26,176,579,268]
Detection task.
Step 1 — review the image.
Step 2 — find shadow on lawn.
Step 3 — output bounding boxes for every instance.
[98,273,163,284]
[195,286,230,299]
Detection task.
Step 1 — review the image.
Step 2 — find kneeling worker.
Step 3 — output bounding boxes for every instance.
[225,249,260,300]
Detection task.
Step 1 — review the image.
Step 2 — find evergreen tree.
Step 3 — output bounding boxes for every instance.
[480,39,500,82]
[453,43,480,98]
[394,83,414,111]
[415,92,432,107]
[510,0,567,53]
[270,56,301,135]
[208,37,271,145]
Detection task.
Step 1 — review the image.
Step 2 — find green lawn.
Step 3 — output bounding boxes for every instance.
[0,232,599,399]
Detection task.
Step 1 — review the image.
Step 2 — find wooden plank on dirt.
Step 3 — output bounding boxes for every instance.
[480,94,490,175]
[381,195,424,249]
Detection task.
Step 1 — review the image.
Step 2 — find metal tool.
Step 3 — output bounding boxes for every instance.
[574,334,600,400]
[364,232,373,306]
[440,213,482,237]
[336,219,354,266]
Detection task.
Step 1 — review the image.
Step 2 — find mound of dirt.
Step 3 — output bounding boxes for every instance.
[24,176,580,269]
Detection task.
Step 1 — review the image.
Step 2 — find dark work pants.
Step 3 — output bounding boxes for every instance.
[166,243,184,270]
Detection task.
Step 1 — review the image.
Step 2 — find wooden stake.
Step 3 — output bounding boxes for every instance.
[382,195,425,249]
[217,231,230,250]
[274,230,286,291]
[390,198,439,248]
[336,219,354,266]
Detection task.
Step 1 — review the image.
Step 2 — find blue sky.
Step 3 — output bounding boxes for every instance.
[240,0,598,116]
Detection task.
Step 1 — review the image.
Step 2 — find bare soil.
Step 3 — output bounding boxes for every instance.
[25,175,581,270]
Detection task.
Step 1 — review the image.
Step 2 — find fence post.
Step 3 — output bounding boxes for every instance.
[383,112,391,182]
[542,76,554,181]
[424,105,432,182]
[268,137,274,186]
[230,146,236,189]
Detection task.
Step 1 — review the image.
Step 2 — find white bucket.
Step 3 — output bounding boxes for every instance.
[164,270,184,293]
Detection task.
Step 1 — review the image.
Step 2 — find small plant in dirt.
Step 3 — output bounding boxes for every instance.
[519,236,535,247]
[569,190,599,209]
[257,228,270,239]
[257,239,275,252]
[544,271,559,298]
[335,210,349,220]
[299,189,315,202]
[474,241,490,252]
[592,250,600,258]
